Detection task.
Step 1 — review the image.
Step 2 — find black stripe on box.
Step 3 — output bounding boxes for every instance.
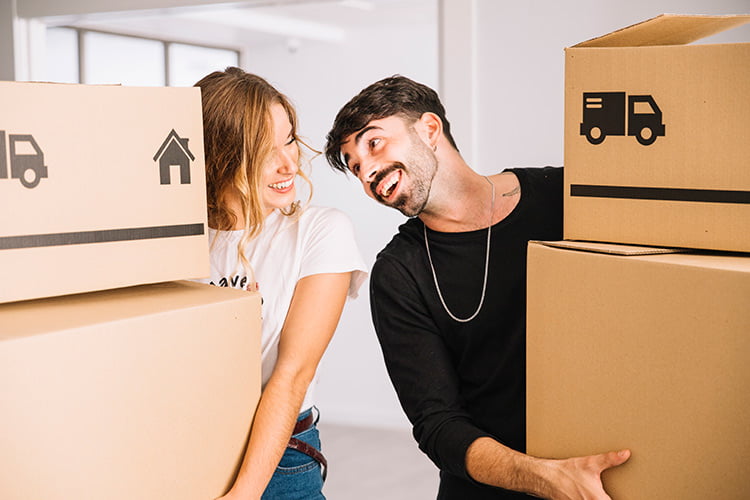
[570,185,750,204]
[0,223,205,250]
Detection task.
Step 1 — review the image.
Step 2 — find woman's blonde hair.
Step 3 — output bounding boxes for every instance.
[196,67,312,271]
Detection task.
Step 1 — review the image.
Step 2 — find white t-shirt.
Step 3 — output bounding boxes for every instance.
[197,206,367,412]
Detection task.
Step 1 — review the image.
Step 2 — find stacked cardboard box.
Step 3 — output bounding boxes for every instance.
[563,14,750,253]
[527,241,750,498]
[0,82,261,500]
[0,81,210,303]
[527,14,750,499]
[1,281,261,500]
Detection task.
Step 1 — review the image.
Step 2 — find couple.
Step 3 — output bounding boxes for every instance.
[197,67,629,500]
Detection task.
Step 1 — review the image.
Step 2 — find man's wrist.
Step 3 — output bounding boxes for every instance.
[465,437,553,497]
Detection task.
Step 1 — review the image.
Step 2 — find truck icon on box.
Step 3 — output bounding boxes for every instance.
[0,130,48,188]
[580,92,665,146]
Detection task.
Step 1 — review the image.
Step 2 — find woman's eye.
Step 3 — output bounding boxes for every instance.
[285,136,295,146]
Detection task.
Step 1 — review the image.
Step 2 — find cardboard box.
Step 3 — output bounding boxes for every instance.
[564,14,750,252]
[0,82,209,303]
[527,240,750,499]
[0,281,261,500]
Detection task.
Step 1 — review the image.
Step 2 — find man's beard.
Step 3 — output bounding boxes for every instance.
[390,175,430,217]
[370,136,437,217]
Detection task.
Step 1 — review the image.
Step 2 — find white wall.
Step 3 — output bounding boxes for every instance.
[244,15,439,428]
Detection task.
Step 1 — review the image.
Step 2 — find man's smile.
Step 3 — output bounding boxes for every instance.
[378,169,402,199]
[370,165,406,203]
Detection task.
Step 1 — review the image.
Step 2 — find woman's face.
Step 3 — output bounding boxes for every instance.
[261,102,300,215]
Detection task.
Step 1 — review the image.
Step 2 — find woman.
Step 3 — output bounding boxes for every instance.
[195,67,367,499]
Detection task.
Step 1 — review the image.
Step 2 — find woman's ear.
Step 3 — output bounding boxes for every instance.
[417,112,443,150]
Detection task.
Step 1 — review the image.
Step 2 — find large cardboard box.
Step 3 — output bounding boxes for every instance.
[564,14,750,252]
[0,281,261,500]
[0,82,209,303]
[526,240,750,499]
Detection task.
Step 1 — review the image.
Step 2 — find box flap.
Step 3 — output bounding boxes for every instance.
[531,240,683,256]
[572,13,750,48]
[0,281,259,340]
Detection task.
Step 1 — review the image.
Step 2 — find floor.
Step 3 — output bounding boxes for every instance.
[318,422,439,499]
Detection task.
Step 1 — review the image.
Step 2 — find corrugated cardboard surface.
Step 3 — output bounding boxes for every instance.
[527,241,750,499]
[574,13,750,47]
[0,82,209,303]
[564,15,750,252]
[0,281,261,500]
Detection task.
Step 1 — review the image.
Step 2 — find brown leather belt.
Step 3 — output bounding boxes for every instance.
[292,412,315,435]
[288,411,327,481]
[288,436,327,481]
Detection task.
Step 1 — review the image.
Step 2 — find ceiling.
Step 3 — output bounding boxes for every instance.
[48,0,435,50]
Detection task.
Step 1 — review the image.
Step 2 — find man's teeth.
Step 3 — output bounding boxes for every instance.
[270,178,293,189]
[382,176,398,197]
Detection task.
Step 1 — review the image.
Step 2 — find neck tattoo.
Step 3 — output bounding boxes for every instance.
[424,175,495,323]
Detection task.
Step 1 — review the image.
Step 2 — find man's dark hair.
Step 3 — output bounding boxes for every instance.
[324,75,458,173]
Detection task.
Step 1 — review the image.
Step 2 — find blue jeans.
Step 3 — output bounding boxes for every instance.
[261,408,325,500]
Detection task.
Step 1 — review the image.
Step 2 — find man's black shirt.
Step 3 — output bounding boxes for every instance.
[370,167,564,499]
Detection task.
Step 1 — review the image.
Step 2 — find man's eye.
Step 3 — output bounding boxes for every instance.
[351,164,360,175]
[369,138,381,149]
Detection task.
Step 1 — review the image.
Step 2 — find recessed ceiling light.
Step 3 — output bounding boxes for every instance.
[338,0,375,11]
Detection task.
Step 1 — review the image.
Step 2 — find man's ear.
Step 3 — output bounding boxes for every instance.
[417,112,443,149]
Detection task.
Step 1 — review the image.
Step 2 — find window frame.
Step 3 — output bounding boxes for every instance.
[50,26,241,86]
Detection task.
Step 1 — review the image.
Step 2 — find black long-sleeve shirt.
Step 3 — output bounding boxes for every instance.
[370,167,563,499]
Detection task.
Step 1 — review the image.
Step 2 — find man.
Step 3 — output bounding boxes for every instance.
[324,75,630,499]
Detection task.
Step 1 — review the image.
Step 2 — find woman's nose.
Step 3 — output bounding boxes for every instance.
[277,148,298,174]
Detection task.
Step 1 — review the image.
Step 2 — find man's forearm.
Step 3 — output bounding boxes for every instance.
[465,437,549,497]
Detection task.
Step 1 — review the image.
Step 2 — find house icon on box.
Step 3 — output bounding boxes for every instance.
[153,129,195,184]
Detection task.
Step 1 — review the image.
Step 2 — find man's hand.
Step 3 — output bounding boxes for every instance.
[544,449,631,500]
[466,437,630,499]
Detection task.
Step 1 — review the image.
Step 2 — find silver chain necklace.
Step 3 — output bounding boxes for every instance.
[423,176,494,323]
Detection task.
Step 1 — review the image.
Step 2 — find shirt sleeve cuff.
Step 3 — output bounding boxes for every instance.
[430,419,493,482]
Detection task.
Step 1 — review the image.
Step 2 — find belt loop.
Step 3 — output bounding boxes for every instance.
[312,405,320,426]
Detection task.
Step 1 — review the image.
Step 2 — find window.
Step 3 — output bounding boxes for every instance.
[45,27,79,83]
[168,43,240,87]
[44,27,240,87]
[84,31,165,86]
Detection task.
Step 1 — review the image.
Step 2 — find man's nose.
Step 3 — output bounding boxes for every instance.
[358,159,379,184]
